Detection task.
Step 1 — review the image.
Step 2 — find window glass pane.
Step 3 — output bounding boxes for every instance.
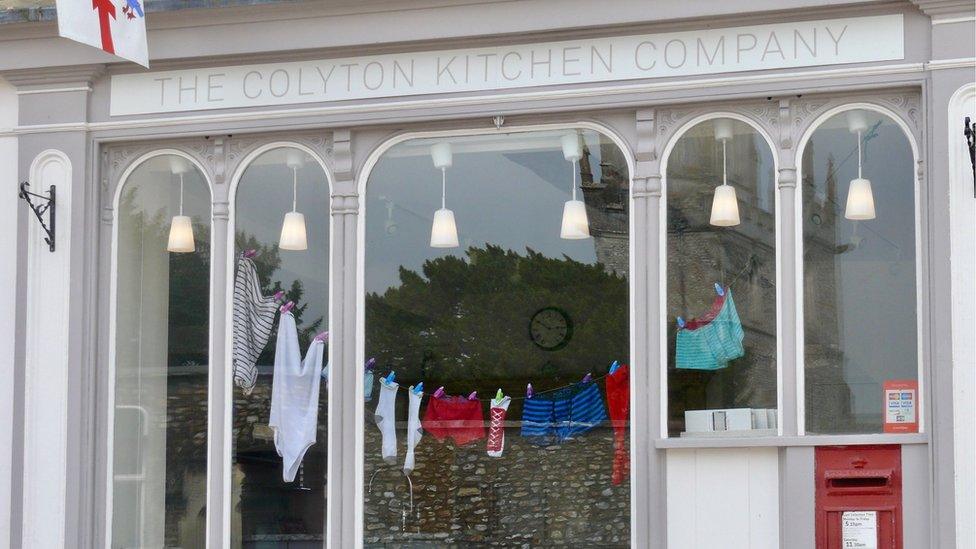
[112,154,210,548]
[363,130,631,546]
[802,110,918,434]
[666,118,778,437]
[231,147,330,547]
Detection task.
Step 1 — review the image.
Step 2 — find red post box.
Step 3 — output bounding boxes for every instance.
[815,445,902,549]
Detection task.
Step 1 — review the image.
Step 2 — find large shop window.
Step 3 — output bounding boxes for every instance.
[801,109,918,435]
[362,129,632,546]
[231,146,331,546]
[665,118,778,438]
[111,154,211,548]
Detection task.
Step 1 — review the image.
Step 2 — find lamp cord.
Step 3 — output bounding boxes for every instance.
[857,129,863,179]
[441,167,447,209]
[292,166,298,212]
[571,159,578,200]
[722,138,728,186]
[178,173,184,215]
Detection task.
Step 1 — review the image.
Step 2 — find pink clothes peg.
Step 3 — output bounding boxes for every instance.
[365,357,377,371]
[467,391,478,401]
[526,383,534,399]
[581,373,593,384]
[280,301,295,314]
[314,331,329,342]
[244,249,258,259]
[432,386,446,399]
[274,290,286,302]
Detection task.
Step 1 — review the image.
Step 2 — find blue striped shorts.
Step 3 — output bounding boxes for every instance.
[521,382,608,444]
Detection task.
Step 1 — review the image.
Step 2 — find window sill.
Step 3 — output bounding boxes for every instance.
[654,433,928,449]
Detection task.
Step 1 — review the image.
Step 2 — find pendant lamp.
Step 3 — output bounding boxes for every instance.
[167,157,195,253]
[559,132,590,239]
[429,142,459,248]
[279,150,308,250]
[709,119,741,227]
[844,110,877,220]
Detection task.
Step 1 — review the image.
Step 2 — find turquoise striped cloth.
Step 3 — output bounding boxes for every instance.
[675,288,745,370]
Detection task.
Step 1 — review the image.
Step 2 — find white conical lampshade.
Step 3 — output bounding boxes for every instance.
[167,215,195,253]
[710,184,740,226]
[430,208,459,248]
[279,211,308,250]
[560,199,590,239]
[844,177,876,220]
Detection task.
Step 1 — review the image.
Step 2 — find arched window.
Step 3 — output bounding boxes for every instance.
[111,153,211,548]
[665,117,778,438]
[361,128,632,546]
[801,108,918,435]
[230,145,331,546]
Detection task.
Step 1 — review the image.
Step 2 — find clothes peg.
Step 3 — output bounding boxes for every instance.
[581,373,593,384]
[365,357,377,371]
[280,301,295,314]
[385,371,396,383]
[467,391,478,401]
[412,382,424,395]
[526,383,534,399]
[495,388,504,400]
[677,316,686,328]
[433,386,446,399]
[244,249,258,259]
[714,282,726,296]
[273,290,286,302]
[609,360,620,374]
[314,330,329,342]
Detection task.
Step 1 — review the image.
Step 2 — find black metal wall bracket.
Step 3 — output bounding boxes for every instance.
[19,182,56,252]
[965,116,975,197]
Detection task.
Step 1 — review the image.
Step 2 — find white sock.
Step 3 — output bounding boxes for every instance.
[374,378,399,464]
[403,388,423,475]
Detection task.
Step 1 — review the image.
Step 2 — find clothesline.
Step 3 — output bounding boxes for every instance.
[379,371,617,403]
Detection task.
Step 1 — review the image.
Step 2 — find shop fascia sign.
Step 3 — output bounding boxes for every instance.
[111,14,903,116]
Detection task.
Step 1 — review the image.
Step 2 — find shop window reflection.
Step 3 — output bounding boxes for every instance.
[363,129,631,546]
[112,153,211,548]
[802,110,918,434]
[231,146,331,547]
[665,118,779,438]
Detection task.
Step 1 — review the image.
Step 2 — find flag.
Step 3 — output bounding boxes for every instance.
[56,0,148,67]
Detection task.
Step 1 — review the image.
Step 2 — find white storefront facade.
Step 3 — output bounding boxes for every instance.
[0,1,973,548]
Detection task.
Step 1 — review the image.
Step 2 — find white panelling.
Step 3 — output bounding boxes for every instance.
[667,448,780,549]
[0,77,18,549]
[948,83,975,549]
[22,150,71,549]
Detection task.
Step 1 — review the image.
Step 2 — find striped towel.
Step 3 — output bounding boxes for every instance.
[232,255,278,395]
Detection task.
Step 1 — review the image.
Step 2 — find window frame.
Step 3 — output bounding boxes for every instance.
[223,140,336,547]
[105,148,216,549]
[658,112,784,439]
[793,102,925,436]
[353,121,638,546]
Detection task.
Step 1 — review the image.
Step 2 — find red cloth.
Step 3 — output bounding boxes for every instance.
[683,291,727,330]
[605,364,630,485]
[422,396,486,446]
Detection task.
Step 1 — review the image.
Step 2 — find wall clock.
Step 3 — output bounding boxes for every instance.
[529,306,573,351]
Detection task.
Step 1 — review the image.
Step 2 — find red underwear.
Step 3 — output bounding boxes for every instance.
[422,396,486,446]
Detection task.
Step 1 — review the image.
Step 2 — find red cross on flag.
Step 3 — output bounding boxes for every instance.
[56,0,149,67]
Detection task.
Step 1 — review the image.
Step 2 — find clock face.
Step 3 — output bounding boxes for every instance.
[529,307,572,351]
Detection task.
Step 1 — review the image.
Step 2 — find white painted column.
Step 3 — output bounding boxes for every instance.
[0,77,19,549]
[21,150,72,549]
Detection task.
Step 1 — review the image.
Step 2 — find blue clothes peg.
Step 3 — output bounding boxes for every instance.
[385,371,396,383]
[412,382,424,395]
[609,360,620,374]
[526,383,534,399]
[365,357,376,371]
[677,316,686,328]
[581,373,593,384]
[715,282,725,296]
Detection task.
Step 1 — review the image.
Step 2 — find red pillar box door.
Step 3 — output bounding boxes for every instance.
[815,445,903,549]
